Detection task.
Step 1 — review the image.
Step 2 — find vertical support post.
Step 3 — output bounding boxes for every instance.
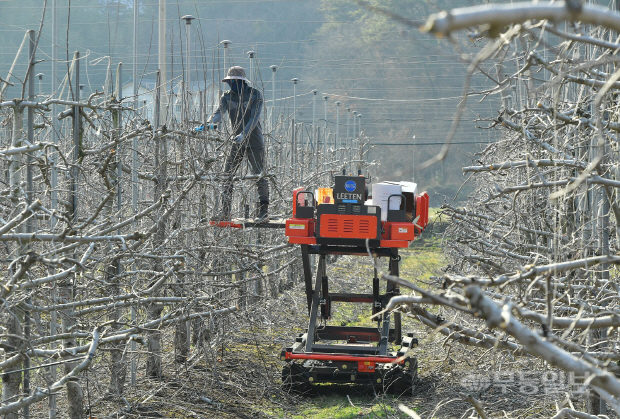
[335,101,340,153]
[247,51,255,85]
[412,135,416,182]
[598,142,611,415]
[352,111,357,171]
[372,257,380,317]
[305,255,325,353]
[155,70,161,129]
[357,114,363,173]
[300,122,304,183]
[64,51,84,419]
[71,52,80,222]
[352,110,357,142]
[158,0,167,119]
[4,102,24,419]
[37,73,44,97]
[133,0,139,112]
[49,3,59,417]
[115,63,122,221]
[177,19,193,356]
[106,62,127,397]
[346,107,350,172]
[291,119,295,167]
[291,78,298,170]
[312,90,317,138]
[182,15,195,125]
[323,95,329,155]
[292,78,298,118]
[346,107,350,145]
[315,126,319,172]
[26,32,34,227]
[22,29,36,419]
[270,65,277,131]
[148,69,166,379]
[301,246,314,314]
[220,40,231,89]
[388,249,402,345]
[132,0,140,388]
[358,113,362,137]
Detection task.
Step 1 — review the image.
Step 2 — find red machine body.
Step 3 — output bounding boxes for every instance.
[285,188,429,247]
[281,176,428,391]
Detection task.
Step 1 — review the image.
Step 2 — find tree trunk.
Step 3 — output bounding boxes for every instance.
[3,104,24,419]
[107,257,127,396]
[2,309,23,419]
[174,317,189,363]
[146,303,163,378]
[59,282,83,419]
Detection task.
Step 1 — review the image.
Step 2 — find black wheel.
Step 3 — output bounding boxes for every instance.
[281,362,311,393]
[384,358,418,396]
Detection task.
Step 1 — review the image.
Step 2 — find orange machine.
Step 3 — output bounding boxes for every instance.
[281,175,429,393]
[286,179,429,249]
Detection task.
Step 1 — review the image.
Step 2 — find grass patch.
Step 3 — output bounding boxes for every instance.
[264,393,411,418]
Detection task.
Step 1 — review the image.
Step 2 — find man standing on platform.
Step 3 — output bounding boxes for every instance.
[198,66,269,222]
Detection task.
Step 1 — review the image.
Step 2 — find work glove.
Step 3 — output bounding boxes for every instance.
[234,133,244,144]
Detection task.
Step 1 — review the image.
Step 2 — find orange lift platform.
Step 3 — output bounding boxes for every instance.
[281,175,429,393]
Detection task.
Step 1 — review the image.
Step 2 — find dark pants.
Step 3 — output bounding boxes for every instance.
[221,143,269,213]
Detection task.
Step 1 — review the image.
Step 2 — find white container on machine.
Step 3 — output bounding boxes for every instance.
[385,181,418,221]
[370,183,403,221]
[385,181,417,197]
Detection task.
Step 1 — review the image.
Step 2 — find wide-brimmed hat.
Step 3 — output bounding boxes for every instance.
[222,66,250,83]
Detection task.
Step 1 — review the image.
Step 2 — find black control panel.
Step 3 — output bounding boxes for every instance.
[333,176,366,205]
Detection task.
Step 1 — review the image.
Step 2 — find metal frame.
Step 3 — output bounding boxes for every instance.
[282,242,418,390]
[300,245,401,355]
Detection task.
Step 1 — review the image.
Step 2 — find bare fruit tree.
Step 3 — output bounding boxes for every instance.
[0,25,368,416]
[376,1,620,417]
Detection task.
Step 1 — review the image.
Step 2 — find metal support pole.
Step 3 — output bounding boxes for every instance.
[323,95,328,155]
[37,73,44,97]
[49,3,59,417]
[358,113,364,172]
[247,51,255,85]
[412,135,416,182]
[131,0,140,388]
[312,90,317,134]
[158,0,167,120]
[133,0,139,111]
[221,40,231,88]
[292,78,298,166]
[23,29,36,419]
[357,114,363,173]
[292,78,298,120]
[352,111,357,169]
[26,32,35,225]
[270,65,277,131]
[72,52,80,223]
[335,101,340,151]
[182,15,195,124]
[358,113,362,137]
[115,62,122,221]
[311,90,317,157]
[155,70,161,128]
[346,107,350,142]
[346,107,351,171]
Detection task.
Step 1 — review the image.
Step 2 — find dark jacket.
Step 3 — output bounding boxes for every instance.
[210,84,264,147]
